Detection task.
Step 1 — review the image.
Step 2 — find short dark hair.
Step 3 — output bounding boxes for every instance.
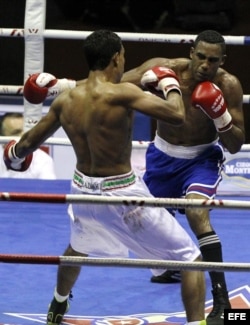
[194,30,226,54]
[0,112,23,135]
[83,29,122,71]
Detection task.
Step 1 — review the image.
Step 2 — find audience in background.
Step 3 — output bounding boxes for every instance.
[0,112,56,179]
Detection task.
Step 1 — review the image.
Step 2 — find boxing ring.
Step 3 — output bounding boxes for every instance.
[1,0,250,324]
[2,178,250,324]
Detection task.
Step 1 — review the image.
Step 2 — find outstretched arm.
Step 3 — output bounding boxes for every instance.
[122,57,169,86]
[119,66,185,126]
[23,58,169,104]
[4,96,62,167]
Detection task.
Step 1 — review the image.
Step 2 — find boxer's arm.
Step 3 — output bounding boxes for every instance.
[122,57,170,86]
[118,81,185,126]
[7,95,63,161]
[215,77,245,153]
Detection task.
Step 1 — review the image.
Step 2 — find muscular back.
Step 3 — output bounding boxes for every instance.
[16,65,186,176]
[55,78,133,176]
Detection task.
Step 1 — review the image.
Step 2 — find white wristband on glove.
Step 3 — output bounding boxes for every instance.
[35,73,76,98]
[35,73,54,87]
[213,110,232,132]
[6,143,25,170]
[158,78,182,98]
[48,79,76,97]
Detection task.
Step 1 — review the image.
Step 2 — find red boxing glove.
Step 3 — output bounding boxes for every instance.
[141,66,181,99]
[3,140,33,171]
[191,81,232,132]
[23,72,76,104]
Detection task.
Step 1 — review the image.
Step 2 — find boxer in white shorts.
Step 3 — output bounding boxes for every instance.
[69,169,199,272]
[9,30,207,325]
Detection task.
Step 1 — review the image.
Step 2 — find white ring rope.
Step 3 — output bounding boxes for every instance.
[0,136,149,148]
[1,86,250,104]
[1,29,250,100]
[0,192,249,209]
[1,85,250,104]
[0,254,250,272]
[1,135,250,152]
[0,28,248,45]
[0,85,248,105]
[0,85,23,95]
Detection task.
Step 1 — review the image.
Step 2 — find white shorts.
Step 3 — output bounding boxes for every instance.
[68,169,200,274]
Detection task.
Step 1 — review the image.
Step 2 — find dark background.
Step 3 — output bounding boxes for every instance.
[1,0,250,141]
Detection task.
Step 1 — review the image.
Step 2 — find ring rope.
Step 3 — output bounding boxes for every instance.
[0,85,23,95]
[0,253,249,272]
[0,192,249,209]
[0,136,150,148]
[0,28,249,45]
[1,86,250,104]
[1,136,250,152]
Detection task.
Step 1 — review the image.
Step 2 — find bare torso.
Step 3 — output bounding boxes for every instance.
[122,57,244,148]
[18,68,186,177]
[157,59,217,145]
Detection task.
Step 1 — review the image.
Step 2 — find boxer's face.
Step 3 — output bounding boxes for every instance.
[189,41,226,82]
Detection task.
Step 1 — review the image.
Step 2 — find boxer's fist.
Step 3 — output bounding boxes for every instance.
[23,72,76,104]
[141,67,181,98]
[192,81,232,132]
[3,140,33,171]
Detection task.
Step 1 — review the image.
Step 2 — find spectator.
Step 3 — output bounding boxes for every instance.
[0,112,56,179]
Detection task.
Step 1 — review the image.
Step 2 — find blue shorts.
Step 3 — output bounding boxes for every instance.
[143,138,225,203]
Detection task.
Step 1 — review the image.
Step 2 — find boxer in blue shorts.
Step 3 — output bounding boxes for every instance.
[144,135,225,280]
[122,30,245,325]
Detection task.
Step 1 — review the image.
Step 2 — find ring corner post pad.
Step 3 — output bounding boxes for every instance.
[224,308,250,324]
[23,0,46,131]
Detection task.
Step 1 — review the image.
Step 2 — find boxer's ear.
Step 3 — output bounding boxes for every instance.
[112,52,120,67]
[220,54,227,66]
[190,47,194,59]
